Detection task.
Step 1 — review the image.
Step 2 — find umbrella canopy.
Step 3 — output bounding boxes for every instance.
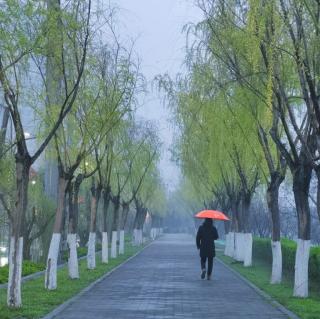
[195,210,230,221]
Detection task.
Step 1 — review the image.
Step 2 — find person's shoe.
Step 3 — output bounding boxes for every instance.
[207,275,211,280]
[201,269,206,279]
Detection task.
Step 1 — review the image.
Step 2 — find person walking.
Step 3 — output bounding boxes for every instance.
[196,218,219,280]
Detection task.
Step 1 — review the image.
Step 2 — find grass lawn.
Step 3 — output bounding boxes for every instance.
[0,243,146,319]
[217,250,320,319]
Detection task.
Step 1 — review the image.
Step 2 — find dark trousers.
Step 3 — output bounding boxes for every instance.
[201,256,213,276]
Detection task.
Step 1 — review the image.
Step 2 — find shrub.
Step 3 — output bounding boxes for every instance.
[0,260,45,284]
[253,237,320,281]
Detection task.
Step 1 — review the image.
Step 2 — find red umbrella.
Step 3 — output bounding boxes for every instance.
[195,210,230,221]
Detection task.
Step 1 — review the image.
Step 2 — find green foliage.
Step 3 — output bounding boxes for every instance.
[253,237,320,282]
[0,260,45,284]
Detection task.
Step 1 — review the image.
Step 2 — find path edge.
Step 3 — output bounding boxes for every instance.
[217,258,300,319]
[42,241,154,319]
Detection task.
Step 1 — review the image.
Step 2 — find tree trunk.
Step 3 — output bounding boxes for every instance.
[111,196,120,258]
[45,175,67,290]
[117,207,122,249]
[315,168,320,222]
[136,207,147,245]
[87,182,101,270]
[267,174,283,284]
[132,209,139,232]
[119,202,129,255]
[101,232,108,263]
[22,238,31,260]
[67,181,79,279]
[121,202,130,230]
[132,200,144,245]
[7,158,30,307]
[119,230,125,255]
[231,199,242,261]
[150,215,158,240]
[102,189,110,263]
[292,163,312,297]
[103,189,111,232]
[0,105,10,156]
[67,233,78,279]
[239,192,252,266]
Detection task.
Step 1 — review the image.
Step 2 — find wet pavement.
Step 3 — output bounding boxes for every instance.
[52,234,290,319]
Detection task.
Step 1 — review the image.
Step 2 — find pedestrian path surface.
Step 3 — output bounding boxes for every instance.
[52,234,289,319]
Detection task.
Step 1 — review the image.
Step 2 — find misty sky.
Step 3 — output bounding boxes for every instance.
[114,0,202,191]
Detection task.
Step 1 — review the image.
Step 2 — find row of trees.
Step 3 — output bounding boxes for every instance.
[0,0,166,308]
[159,0,320,298]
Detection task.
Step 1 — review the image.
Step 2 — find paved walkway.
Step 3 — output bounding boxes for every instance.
[52,234,290,319]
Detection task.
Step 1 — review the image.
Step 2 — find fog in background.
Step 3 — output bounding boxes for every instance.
[114,0,202,191]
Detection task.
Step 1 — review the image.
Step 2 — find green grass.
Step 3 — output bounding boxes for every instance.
[0,261,46,284]
[217,250,320,319]
[0,244,145,319]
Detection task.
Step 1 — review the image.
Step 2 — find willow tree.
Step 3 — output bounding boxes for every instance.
[83,45,143,270]
[0,0,91,307]
[131,164,163,246]
[106,120,160,252]
[44,44,120,285]
[184,0,291,284]
[192,0,320,295]
[148,182,167,239]
[159,61,264,266]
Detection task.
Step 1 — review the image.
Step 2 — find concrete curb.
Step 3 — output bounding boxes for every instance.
[42,241,154,319]
[217,258,300,319]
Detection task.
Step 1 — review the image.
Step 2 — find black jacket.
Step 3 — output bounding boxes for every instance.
[196,224,219,258]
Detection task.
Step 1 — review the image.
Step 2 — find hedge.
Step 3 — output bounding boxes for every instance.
[0,260,45,284]
[253,237,320,282]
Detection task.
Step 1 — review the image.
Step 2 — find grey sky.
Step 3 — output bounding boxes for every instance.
[114,0,202,190]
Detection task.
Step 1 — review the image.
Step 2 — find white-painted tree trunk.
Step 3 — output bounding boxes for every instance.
[133,229,137,245]
[293,239,310,298]
[45,233,61,290]
[228,232,235,258]
[101,232,108,263]
[87,232,96,270]
[234,232,243,261]
[67,234,79,279]
[7,236,23,307]
[271,241,282,284]
[224,232,234,257]
[241,233,246,261]
[111,231,117,258]
[240,233,246,261]
[243,233,253,267]
[139,229,143,245]
[134,229,143,245]
[150,228,155,240]
[119,230,125,255]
